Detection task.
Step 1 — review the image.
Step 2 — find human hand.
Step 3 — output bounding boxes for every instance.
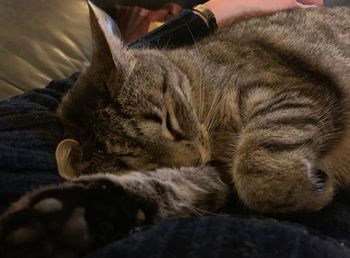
[203,0,324,27]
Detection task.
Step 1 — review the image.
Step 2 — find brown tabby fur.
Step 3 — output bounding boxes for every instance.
[57,5,350,214]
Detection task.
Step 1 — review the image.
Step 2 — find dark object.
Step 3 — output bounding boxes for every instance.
[192,4,218,33]
[129,9,212,49]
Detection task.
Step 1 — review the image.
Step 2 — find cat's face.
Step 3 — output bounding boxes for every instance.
[55,4,210,178]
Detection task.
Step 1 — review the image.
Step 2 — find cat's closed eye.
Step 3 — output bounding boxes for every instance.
[165,111,185,141]
[143,113,162,124]
[142,112,185,141]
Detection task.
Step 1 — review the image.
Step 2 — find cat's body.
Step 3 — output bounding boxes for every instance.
[1,4,350,257]
[169,6,350,176]
[166,7,350,207]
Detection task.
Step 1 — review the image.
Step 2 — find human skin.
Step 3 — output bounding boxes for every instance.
[203,0,324,27]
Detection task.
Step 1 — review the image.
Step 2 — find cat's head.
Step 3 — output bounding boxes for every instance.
[55,2,210,179]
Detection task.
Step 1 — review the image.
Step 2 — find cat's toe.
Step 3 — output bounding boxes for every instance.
[33,198,63,213]
[61,207,93,249]
[5,226,40,245]
[0,211,47,257]
[136,209,146,224]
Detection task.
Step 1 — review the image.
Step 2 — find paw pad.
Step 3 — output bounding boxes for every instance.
[6,227,39,245]
[33,198,63,213]
[62,207,92,248]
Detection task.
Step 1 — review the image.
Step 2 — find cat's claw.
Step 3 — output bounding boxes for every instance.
[0,180,155,258]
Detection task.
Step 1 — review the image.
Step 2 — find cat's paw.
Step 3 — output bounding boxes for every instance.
[0,179,156,258]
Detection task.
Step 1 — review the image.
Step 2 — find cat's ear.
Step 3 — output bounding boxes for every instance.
[55,139,83,179]
[88,1,135,73]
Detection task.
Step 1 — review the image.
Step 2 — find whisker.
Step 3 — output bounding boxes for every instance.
[205,87,227,134]
[183,201,219,216]
[184,23,206,123]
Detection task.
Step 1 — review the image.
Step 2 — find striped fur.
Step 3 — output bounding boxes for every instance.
[57,7,350,214]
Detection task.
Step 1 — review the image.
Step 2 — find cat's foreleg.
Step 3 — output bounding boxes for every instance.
[0,166,228,258]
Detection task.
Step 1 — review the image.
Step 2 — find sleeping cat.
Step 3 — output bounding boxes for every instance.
[1,1,350,257]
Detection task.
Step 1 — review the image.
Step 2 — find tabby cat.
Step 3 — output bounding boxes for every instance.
[1,2,350,257]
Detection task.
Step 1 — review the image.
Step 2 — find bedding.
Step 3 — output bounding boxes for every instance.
[1,73,350,257]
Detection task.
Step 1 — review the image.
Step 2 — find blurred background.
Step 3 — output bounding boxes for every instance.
[0,0,348,100]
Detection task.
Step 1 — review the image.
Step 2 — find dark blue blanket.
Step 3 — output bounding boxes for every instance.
[1,74,350,257]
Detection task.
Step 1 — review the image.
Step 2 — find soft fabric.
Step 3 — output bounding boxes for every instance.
[1,74,350,257]
[86,215,350,258]
[0,74,78,211]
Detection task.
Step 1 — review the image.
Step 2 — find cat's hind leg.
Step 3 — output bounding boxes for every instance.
[232,89,340,213]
